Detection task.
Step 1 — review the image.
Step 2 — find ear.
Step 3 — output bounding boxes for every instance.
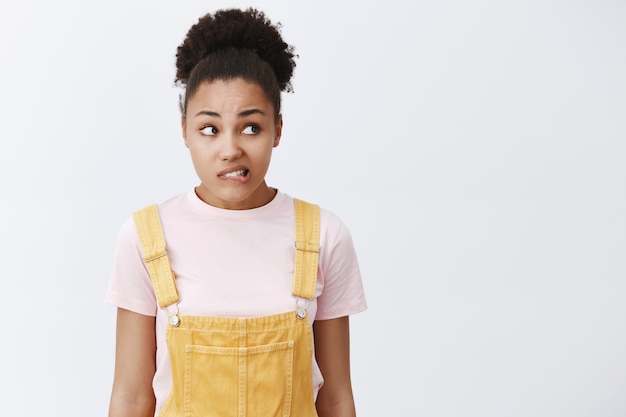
[182,116,189,148]
[273,115,283,148]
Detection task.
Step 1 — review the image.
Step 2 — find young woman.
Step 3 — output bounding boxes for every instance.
[106,8,367,417]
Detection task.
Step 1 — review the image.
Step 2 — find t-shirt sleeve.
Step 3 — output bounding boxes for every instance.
[315,210,367,320]
[104,217,158,317]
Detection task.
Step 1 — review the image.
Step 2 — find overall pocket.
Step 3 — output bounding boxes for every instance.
[184,341,295,417]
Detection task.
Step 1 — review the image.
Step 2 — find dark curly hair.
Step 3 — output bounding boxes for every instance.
[175,8,297,118]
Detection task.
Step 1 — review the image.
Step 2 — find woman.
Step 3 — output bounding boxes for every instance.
[106,8,367,417]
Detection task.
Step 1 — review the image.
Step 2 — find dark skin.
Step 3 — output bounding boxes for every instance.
[314,316,357,417]
[108,78,357,417]
[108,308,156,417]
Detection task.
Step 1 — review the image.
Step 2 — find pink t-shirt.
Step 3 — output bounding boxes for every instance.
[105,190,367,414]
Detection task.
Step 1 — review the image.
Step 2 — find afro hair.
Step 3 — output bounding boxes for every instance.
[175,8,297,93]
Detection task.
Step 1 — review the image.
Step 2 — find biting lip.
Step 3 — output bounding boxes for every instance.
[218,166,249,179]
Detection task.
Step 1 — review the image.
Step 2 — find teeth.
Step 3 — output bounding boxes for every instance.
[223,169,246,178]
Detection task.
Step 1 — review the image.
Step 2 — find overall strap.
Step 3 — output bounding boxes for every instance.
[293,199,320,300]
[133,204,180,309]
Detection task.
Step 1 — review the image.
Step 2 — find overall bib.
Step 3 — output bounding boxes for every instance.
[133,199,321,417]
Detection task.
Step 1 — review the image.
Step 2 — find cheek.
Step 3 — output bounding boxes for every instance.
[254,141,276,162]
[187,140,215,167]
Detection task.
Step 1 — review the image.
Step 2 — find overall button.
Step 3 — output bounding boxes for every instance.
[296,309,307,319]
[169,315,180,326]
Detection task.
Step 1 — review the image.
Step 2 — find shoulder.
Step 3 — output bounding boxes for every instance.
[130,192,195,228]
[112,193,190,249]
[286,194,354,249]
[145,192,190,217]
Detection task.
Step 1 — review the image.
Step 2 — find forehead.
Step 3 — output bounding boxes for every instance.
[186,78,273,114]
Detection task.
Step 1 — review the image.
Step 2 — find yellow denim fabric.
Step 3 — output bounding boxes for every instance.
[134,199,320,417]
[133,205,179,308]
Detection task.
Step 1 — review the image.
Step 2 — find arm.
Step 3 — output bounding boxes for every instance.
[108,308,157,417]
[313,316,357,417]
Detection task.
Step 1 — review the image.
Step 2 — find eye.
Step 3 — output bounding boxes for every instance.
[200,125,218,136]
[242,124,259,135]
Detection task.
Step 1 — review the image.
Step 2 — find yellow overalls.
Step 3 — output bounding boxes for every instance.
[133,199,321,417]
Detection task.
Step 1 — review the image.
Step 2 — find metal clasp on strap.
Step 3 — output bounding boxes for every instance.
[165,303,181,327]
[296,298,309,320]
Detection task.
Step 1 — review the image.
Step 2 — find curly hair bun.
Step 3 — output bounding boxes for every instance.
[175,8,296,92]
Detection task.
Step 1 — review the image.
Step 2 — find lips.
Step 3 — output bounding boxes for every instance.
[222,169,248,178]
[218,166,250,181]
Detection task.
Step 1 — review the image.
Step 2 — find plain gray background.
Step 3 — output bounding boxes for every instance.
[1,0,625,416]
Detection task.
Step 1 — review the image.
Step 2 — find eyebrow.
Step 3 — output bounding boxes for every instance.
[193,109,267,118]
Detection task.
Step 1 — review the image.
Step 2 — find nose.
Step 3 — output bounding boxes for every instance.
[218,133,243,161]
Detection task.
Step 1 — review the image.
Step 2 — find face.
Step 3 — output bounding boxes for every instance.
[182,78,282,210]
